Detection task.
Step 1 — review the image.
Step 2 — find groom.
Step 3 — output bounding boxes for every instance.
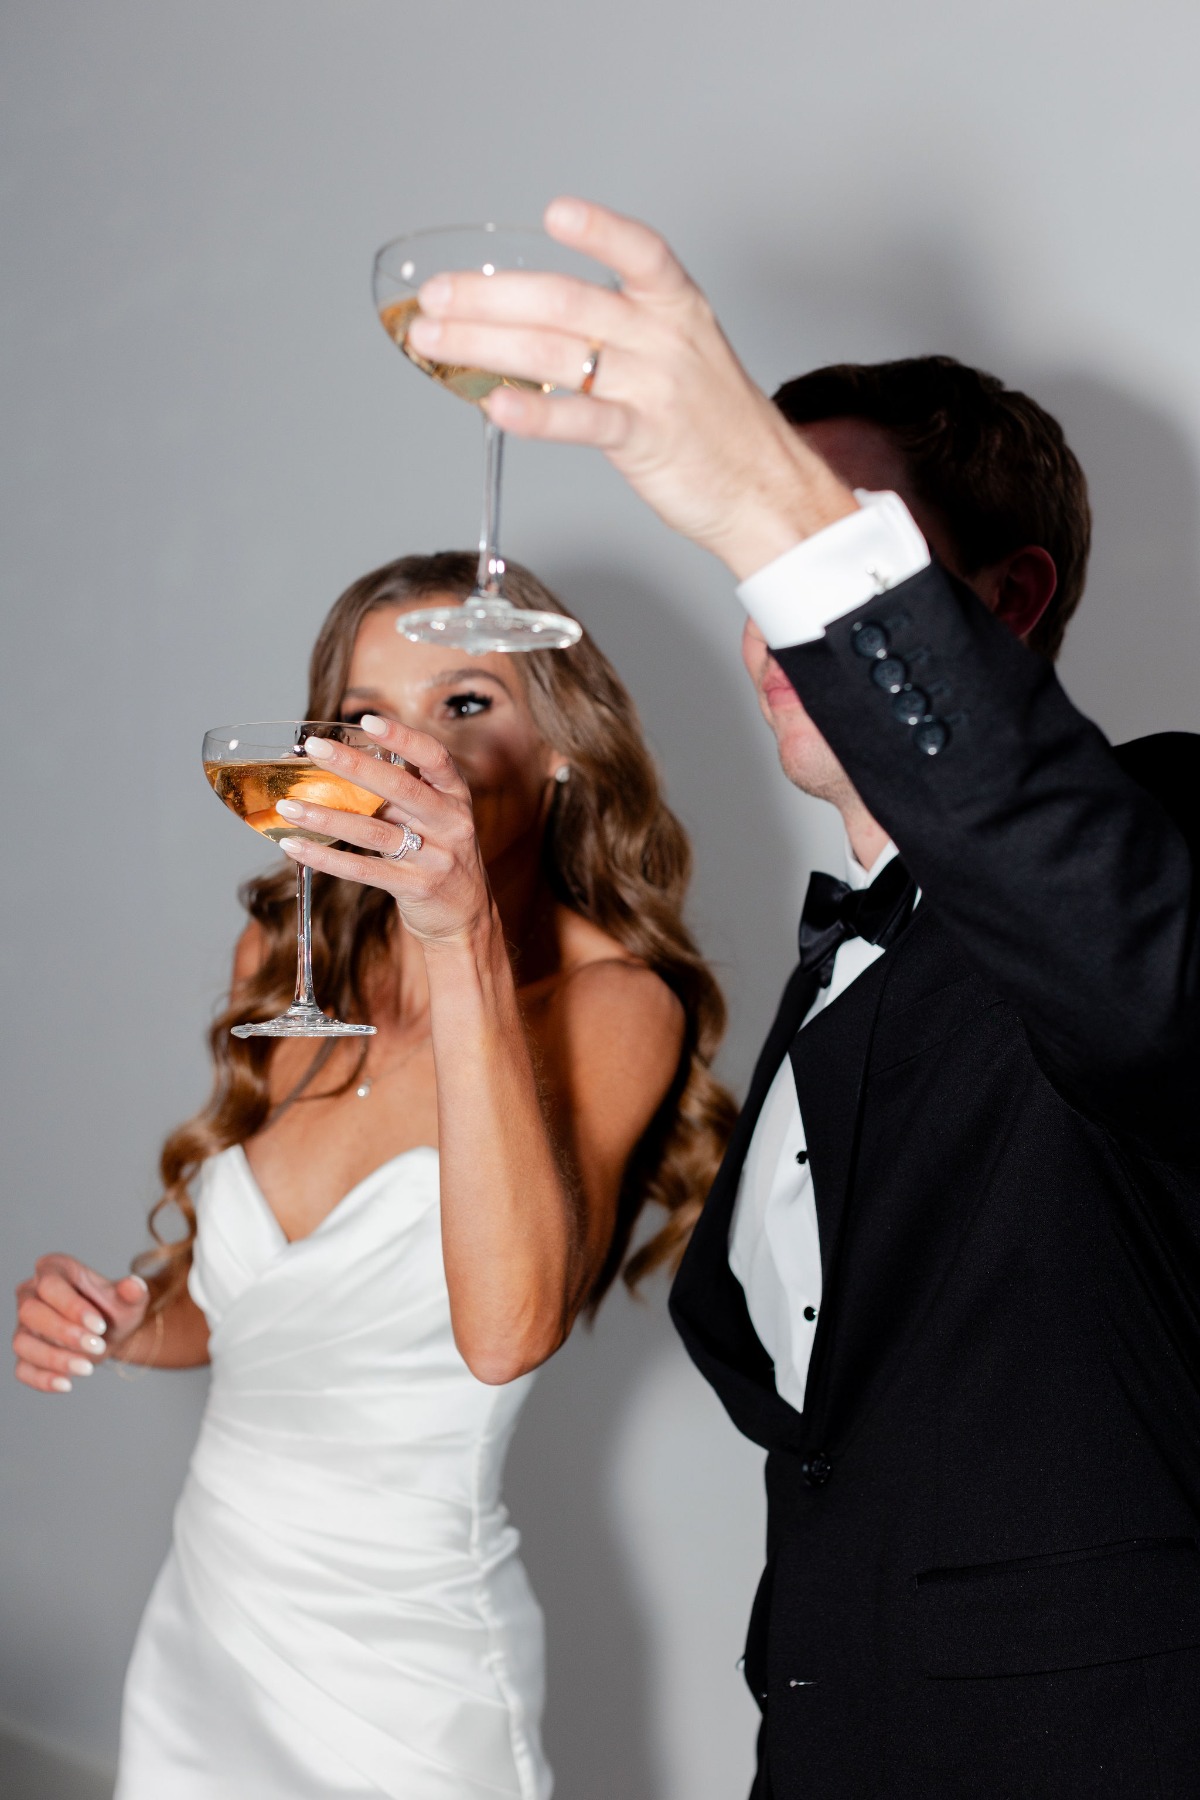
[409,203,1200,1796]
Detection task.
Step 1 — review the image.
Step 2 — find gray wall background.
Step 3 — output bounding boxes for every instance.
[3,1,1200,1794]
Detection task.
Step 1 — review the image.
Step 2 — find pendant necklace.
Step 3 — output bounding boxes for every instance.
[354,1024,431,1100]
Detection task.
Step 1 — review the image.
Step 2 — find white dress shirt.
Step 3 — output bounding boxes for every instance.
[727,839,899,1413]
[726,490,930,1415]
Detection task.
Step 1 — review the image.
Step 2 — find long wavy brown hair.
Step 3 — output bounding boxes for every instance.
[139,553,737,1317]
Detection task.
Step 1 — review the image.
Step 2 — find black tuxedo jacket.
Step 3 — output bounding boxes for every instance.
[670,563,1200,1799]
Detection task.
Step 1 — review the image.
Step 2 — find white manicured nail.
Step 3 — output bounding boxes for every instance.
[67,1358,94,1377]
[83,1310,107,1335]
[361,715,388,736]
[51,1377,72,1393]
[80,1334,105,1355]
[276,799,303,819]
[303,736,335,759]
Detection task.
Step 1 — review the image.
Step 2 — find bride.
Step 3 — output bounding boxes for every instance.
[12,552,734,1800]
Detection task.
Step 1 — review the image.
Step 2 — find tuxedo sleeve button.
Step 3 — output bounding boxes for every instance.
[852,620,890,658]
[871,657,909,694]
[913,719,949,755]
[891,686,930,726]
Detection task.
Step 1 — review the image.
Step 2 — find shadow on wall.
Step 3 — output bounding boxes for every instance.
[1036,373,1200,742]
[0,1722,113,1800]
[727,221,995,382]
[507,564,785,1800]
[508,1287,766,1800]
[506,1295,663,1800]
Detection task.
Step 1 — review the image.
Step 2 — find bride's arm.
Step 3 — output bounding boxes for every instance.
[270,715,685,1382]
[112,1284,211,1371]
[424,931,684,1381]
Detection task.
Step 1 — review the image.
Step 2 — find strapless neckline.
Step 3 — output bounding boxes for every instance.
[232,1142,439,1248]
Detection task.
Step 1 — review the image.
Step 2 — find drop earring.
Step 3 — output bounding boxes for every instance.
[554,765,571,784]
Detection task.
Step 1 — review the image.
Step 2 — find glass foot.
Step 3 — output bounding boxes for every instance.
[232,1004,376,1039]
[398,597,582,653]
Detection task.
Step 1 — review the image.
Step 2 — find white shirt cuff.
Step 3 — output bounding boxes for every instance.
[737,490,931,649]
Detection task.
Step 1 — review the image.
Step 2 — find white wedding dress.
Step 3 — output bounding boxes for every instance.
[115,1143,551,1800]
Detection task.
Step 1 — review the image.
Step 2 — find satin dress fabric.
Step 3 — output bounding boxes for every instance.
[114,1144,551,1800]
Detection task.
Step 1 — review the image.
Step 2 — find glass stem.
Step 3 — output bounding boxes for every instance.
[474,417,506,599]
[293,861,318,1011]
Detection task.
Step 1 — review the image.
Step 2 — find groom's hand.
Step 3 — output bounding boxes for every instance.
[409,198,859,582]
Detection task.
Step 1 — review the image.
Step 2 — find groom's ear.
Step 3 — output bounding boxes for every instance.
[974,545,1058,644]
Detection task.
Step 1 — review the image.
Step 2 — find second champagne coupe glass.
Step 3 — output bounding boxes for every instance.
[373,225,614,654]
[203,722,400,1038]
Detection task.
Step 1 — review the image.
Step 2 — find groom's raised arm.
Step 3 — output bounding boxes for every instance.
[415,197,1200,1156]
[407,197,861,573]
[766,548,1200,1161]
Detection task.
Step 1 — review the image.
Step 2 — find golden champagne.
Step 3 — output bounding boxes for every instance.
[204,761,384,845]
[378,297,551,404]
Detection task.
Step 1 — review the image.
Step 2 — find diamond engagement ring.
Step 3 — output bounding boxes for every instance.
[384,823,424,862]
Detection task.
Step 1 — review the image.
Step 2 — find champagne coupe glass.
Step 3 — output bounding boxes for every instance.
[202,722,399,1038]
[373,225,614,653]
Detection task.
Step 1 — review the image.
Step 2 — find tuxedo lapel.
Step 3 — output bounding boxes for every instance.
[673,931,899,1454]
[787,918,931,1446]
[678,957,819,1291]
[670,960,820,1452]
[734,962,822,1175]
[789,950,892,1282]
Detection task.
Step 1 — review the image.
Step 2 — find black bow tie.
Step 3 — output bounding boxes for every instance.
[798,856,918,988]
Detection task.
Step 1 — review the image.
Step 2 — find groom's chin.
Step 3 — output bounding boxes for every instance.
[767,707,845,801]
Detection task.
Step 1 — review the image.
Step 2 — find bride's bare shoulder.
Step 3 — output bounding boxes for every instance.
[556,905,642,970]
[523,907,685,1046]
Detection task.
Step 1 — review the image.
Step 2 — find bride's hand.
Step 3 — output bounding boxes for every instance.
[13,1254,149,1393]
[275,714,494,948]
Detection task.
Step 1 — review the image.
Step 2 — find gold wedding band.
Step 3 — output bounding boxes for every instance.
[579,343,603,396]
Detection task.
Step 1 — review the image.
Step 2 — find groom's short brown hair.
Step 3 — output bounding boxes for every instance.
[773,356,1091,661]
